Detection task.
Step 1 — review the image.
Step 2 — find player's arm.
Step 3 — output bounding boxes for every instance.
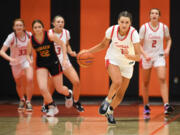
[66,40,77,57]
[86,37,110,54]
[164,25,172,57]
[26,40,33,64]
[124,42,141,61]
[139,25,151,61]
[0,45,14,62]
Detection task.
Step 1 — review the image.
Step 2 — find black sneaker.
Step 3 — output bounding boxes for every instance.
[106,107,116,125]
[164,104,175,115]
[144,105,151,115]
[41,104,48,113]
[18,100,25,111]
[73,101,84,112]
[99,99,110,115]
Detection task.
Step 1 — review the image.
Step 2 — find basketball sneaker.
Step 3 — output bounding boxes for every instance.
[73,101,84,112]
[18,100,25,111]
[144,105,151,115]
[41,104,48,113]
[164,104,174,115]
[105,106,116,125]
[46,106,59,117]
[65,89,73,108]
[99,98,110,115]
[26,101,33,112]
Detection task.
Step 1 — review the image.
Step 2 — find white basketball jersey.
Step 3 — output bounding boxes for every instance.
[141,22,165,59]
[48,29,70,59]
[105,25,139,67]
[3,32,31,65]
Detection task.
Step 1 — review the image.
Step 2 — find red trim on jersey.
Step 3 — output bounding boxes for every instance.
[110,26,115,39]
[130,29,135,42]
[52,64,63,77]
[17,33,27,42]
[148,22,160,32]
[139,58,142,69]
[105,59,110,69]
[10,35,15,46]
[117,26,130,41]
[33,31,45,45]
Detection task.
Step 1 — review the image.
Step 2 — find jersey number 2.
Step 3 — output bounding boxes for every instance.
[152,40,157,48]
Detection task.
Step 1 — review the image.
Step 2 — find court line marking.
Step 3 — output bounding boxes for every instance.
[150,113,180,135]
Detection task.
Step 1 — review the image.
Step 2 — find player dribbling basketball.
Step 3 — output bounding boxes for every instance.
[80,11,141,124]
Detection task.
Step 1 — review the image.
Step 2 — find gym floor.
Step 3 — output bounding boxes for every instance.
[0,97,180,135]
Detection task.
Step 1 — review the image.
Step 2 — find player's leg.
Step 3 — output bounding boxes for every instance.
[14,77,26,111]
[52,73,73,108]
[156,66,174,114]
[36,68,57,116]
[12,65,26,111]
[99,63,122,115]
[106,77,130,124]
[63,66,84,112]
[24,64,33,111]
[142,68,152,115]
[110,77,130,109]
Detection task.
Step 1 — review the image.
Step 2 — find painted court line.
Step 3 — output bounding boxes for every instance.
[150,113,180,135]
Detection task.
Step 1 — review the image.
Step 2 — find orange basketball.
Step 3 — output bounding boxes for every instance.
[77,52,94,68]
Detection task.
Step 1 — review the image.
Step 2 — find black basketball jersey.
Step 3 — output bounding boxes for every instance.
[31,31,59,67]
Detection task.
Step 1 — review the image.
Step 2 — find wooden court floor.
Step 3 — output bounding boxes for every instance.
[0,102,180,135]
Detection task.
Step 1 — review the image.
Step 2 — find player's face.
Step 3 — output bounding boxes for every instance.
[33,23,44,35]
[118,16,131,34]
[13,21,24,34]
[53,17,64,30]
[150,9,160,22]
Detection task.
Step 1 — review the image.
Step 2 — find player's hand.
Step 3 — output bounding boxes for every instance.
[10,58,19,64]
[164,49,170,57]
[69,51,77,57]
[144,54,151,62]
[145,56,151,62]
[78,49,89,55]
[122,48,129,54]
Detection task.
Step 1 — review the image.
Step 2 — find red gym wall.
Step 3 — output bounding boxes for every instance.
[20,0,51,95]
[139,0,170,97]
[80,0,110,96]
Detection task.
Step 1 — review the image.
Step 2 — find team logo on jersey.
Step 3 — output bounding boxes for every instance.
[36,45,51,57]
[148,34,161,40]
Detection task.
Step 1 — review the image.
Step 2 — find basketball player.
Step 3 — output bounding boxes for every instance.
[80,11,141,124]
[46,15,84,112]
[139,8,174,115]
[26,20,73,117]
[0,19,33,111]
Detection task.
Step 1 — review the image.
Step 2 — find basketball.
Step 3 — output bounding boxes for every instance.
[77,51,94,68]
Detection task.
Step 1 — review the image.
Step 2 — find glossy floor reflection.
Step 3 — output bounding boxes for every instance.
[0,104,180,135]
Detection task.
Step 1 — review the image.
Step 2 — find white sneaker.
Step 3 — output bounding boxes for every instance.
[65,89,73,108]
[54,106,59,115]
[46,106,55,117]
